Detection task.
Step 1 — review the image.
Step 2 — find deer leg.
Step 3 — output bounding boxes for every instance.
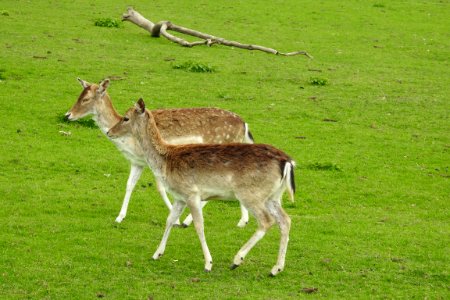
[231,206,274,269]
[186,195,213,272]
[152,200,186,260]
[267,200,291,276]
[184,201,248,228]
[237,203,249,228]
[115,164,144,223]
[181,201,207,227]
[155,179,180,225]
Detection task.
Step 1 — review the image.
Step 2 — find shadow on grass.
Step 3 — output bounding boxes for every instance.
[56,113,97,129]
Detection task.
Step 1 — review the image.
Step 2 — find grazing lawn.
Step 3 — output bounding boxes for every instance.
[0,0,448,298]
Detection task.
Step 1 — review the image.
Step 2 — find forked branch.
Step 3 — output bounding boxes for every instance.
[122,7,312,58]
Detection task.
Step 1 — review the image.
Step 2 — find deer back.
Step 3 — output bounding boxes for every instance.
[163,143,292,200]
[152,108,246,144]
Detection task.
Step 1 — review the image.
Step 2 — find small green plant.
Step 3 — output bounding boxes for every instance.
[1,10,9,16]
[373,3,385,8]
[172,61,216,73]
[94,18,122,28]
[218,93,233,100]
[309,77,328,86]
[306,162,342,171]
[0,69,6,80]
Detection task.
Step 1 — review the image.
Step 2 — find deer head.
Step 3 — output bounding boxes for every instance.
[107,98,146,139]
[65,78,110,120]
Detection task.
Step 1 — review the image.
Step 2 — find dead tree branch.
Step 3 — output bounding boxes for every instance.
[122,7,312,58]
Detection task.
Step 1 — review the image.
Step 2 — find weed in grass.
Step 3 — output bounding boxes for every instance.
[309,77,328,86]
[94,18,122,28]
[0,68,6,80]
[322,118,338,122]
[172,61,216,73]
[301,287,319,294]
[218,93,233,100]
[306,162,342,171]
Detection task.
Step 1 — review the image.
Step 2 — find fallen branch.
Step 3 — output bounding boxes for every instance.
[122,7,312,58]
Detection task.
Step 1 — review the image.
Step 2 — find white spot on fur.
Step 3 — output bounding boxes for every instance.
[166,136,203,145]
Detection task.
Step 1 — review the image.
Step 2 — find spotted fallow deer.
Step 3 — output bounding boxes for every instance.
[65,78,253,227]
[107,98,295,276]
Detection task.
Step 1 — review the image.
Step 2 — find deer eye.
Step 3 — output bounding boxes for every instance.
[82,98,90,103]
[123,117,129,122]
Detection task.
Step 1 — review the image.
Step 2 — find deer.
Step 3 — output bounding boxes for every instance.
[107,98,295,276]
[65,78,253,227]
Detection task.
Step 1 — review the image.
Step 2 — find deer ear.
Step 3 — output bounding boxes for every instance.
[77,78,91,89]
[135,98,146,114]
[97,79,110,95]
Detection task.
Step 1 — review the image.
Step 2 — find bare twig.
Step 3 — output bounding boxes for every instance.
[159,22,207,47]
[122,7,312,58]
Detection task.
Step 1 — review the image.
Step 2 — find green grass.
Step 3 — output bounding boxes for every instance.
[1,0,449,299]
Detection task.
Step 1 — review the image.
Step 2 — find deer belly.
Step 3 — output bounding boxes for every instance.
[201,187,235,201]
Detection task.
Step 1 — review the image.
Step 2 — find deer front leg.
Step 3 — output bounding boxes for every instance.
[183,201,249,228]
[115,164,144,223]
[186,196,213,272]
[237,203,249,228]
[152,200,186,259]
[155,179,181,226]
[181,201,207,227]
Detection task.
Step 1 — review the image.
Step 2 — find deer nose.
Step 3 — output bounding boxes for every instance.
[106,130,116,139]
[64,112,71,120]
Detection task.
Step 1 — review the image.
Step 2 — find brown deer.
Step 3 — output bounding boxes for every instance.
[107,98,295,276]
[65,78,253,226]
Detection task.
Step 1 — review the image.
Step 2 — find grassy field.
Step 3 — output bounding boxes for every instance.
[1,0,449,298]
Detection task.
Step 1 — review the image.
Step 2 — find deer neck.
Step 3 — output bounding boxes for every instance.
[92,94,122,134]
[134,111,171,178]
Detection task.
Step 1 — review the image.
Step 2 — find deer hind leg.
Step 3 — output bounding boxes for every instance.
[152,200,186,260]
[186,195,213,272]
[115,164,144,223]
[231,204,275,269]
[266,200,291,276]
[155,179,181,226]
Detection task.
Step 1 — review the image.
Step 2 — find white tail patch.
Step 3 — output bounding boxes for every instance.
[243,123,254,144]
[283,161,296,202]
